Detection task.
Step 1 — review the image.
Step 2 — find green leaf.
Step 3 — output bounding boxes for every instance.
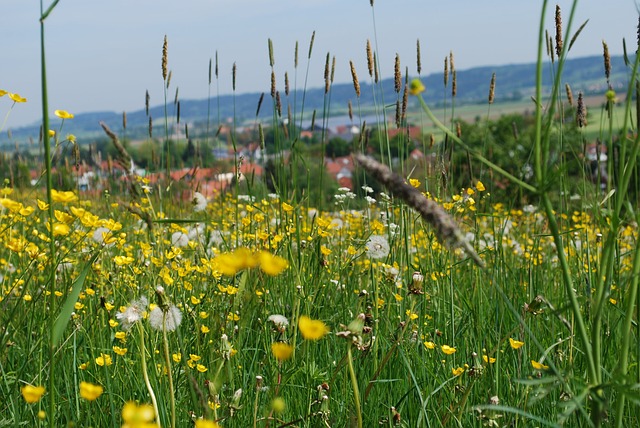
[52,252,100,346]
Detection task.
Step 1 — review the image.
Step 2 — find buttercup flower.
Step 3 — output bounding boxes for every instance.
[54,109,74,119]
[21,385,45,403]
[79,381,104,401]
[509,338,525,349]
[9,93,27,103]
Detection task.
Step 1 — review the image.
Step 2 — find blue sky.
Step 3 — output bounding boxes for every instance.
[1,0,637,128]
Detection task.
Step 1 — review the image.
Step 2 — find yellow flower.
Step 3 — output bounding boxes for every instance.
[21,385,45,403]
[200,325,210,334]
[409,178,421,188]
[113,346,128,356]
[441,345,456,355]
[172,353,182,363]
[409,79,425,95]
[451,367,465,376]
[0,90,6,97]
[476,181,486,192]
[405,309,419,320]
[196,364,208,373]
[95,353,113,366]
[271,342,294,361]
[483,355,496,364]
[51,189,78,203]
[298,315,329,341]
[281,202,294,213]
[54,109,74,119]
[423,341,436,349]
[509,338,525,349]
[9,93,27,103]
[121,401,156,426]
[531,360,549,370]
[79,381,103,401]
[52,223,70,236]
[258,251,289,276]
[195,419,220,428]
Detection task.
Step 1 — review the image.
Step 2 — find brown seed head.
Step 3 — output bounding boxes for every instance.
[308,31,316,59]
[310,109,316,131]
[122,111,127,130]
[275,91,282,117]
[452,70,457,97]
[166,70,172,89]
[232,62,237,91]
[270,71,276,98]
[324,52,331,94]
[373,52,379,83]
[565,83,574,107]
[268,38,274,67]
[488,72,496,104]
[331,56,336,83]
[602,40,611,83]
[350,61,361,97]
[401,85,408,123]
[395,100,401,128]
[177,101,181,124]
[348,100,353,122]
[256,92,265,117]
[555,5,563,56]
[294,41,299,69]
[162,35,168,80]
[148,116,153,138]
[394,54,401,93]
[145,90,150,116]
[366,40,374,77]
[285,72,290,97]
[416,39,422,74]
[576,92,587,127]
[215,51,219,79]
[443,56,449,87]
[208,58,212,85]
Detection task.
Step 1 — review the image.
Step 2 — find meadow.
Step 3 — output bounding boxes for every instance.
[1,1,640,427]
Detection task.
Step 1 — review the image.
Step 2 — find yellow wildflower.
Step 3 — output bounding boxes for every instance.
[271,342,294,361]
[79,381,103,401]
[298,315,329,341]
[21,385,45,403]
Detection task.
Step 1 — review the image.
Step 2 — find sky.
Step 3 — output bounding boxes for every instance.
[1,0,638,129]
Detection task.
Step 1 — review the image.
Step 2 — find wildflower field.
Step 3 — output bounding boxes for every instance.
[2,1,640,427]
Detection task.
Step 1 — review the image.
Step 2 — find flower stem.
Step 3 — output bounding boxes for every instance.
[162,314,176,428]
[346,345,362,428]
[138,323,161,426]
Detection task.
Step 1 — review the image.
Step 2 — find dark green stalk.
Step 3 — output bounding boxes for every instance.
[346,345,362,428]
[39,2,59,425]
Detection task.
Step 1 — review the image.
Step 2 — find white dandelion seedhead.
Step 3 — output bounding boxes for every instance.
[171,231,189,248]
[365,235,390,260]
[192,192,208,212]
[267,314,289,331]
[149,305,183,332]
[116,296,149,330]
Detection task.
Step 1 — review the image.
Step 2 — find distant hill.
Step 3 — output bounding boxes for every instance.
[2,54,628,149]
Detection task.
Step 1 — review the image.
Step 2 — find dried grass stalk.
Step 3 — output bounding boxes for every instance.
[555,5,563,56]
[350,61,361,97]
[354,154,483,267]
